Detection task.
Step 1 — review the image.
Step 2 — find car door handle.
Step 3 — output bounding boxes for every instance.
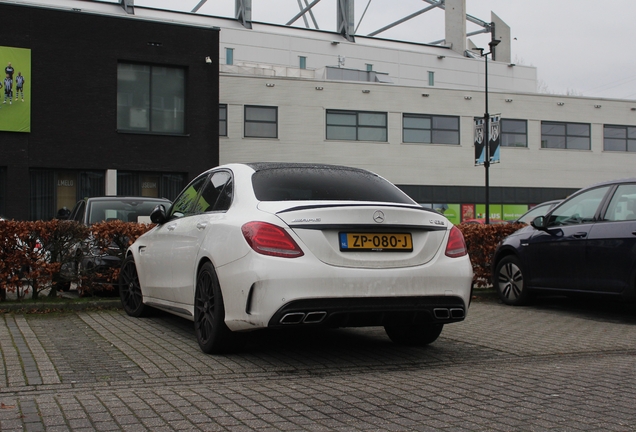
[573,232,587,238]
[196,222,208,230]
[167,223,177,231]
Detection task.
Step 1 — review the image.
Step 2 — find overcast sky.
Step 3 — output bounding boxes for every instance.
[134,0,636,100]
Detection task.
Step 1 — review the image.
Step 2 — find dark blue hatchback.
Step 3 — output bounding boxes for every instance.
[492,178,636,305]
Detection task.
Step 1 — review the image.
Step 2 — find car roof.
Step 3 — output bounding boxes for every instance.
[245,162,372,174]
[83,196,171,202]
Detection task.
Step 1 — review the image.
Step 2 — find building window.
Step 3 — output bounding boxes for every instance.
[226,48,234,65]
[117,171,186,201]
[428,71,435,86]
[30,170,105,221]
[219,104,227,136]
[403,114,459,145]
[501,119,527,147]
[299,56,307,69]
[117,63,185,134]
[541,121,590,150]
[326,110,387,142]
[604,125,636,152]
[366,64,373,72]
[244,105,278,138]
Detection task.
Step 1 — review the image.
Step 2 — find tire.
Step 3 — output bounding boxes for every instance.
[194,262,238,354]
[384,323,444,346]
[494,255,530,306]
[119,255,147,317]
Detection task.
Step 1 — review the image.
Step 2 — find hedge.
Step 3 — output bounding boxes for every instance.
[0,219,526,301]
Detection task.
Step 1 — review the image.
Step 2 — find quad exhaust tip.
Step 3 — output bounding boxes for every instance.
[280,311,327,325]
[434,308,465,320]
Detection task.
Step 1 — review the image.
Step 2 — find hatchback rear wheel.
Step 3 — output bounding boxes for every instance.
[494,255,530,305]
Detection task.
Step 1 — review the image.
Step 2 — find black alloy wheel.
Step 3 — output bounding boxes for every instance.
[194,262,237,354]
[384,323,444,346]
[119,255,146,317]
[494,255,530,306]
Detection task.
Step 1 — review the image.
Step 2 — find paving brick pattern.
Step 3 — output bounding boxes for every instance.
[1,297,636,431]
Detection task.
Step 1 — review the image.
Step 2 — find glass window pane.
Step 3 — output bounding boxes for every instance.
[501,119,526,133]
[404,129,431,143]
[327,125,356,140]
[567,123,590,137]
[567,137,590,150]
[358,113,386,127]
[542,136,566,149]
[404,116,430,129]
[245,122,277,138]
[604,138,626,151]
[151,67,185,134]
[549,186,610,225]
[117,63,150,131]
[628,140,636,152]
[432,130,459,144]
[433,116,459,130]
[246,106,276,122]
[629,127,636,139]
[604,184,636,221]
[604,127,626,139]
[327,112,356,126]
[502,133,527,147]
[542,123,565,135]
[358,127,387,142]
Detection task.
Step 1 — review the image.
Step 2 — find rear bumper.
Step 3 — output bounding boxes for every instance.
[268,295,466,328]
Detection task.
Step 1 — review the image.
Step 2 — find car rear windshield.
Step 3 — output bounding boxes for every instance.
[251,167,414,203]
[88,199,168,224]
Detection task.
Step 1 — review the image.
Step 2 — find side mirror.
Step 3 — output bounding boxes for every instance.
[150,204,168,224]
[530,215,546,230]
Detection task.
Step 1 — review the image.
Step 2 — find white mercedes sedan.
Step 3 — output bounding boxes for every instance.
[119,163,473,353]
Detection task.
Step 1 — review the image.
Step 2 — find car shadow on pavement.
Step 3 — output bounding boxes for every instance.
[526,294,636,324]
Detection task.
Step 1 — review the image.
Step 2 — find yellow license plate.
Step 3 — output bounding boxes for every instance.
[339,233,413,251]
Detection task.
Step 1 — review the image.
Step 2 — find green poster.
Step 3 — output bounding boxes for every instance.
[0,46,31,133]
[503,204,528,221]
[475,204,503,221]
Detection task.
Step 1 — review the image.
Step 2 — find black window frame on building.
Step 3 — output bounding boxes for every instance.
[219,104,228,137]
[603,124,636,152]
[541,121,590,150]
[403,113,459,145]
[244,105,278,138]
[501,119,528,147]
[29,169,105,221]
[116,62,186,135]
[326,109,388,142]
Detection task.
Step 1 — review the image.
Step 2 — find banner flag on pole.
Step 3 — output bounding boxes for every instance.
[474,118,485,166]
[489,114,501,164]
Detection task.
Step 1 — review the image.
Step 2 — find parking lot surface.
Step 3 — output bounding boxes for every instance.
[1,295,636,431]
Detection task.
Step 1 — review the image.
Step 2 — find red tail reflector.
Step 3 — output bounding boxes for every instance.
[242,222,304,258]
[445,226,468,258]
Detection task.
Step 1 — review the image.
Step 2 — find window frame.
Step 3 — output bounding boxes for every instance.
[244,105,278,139]
[219,104,228,137]
[116,62,186,135]
[603,124,636,152]
[326,109,388,142]
[402,113,460,145]
[541,121,591,150]
[501,119,528,148]
[226,48,234,65]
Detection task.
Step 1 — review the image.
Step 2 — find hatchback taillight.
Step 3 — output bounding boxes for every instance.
[241,222,304,258]
[445,226,468,258]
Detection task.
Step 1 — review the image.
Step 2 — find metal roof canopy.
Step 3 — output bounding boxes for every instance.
[113,0,507,59]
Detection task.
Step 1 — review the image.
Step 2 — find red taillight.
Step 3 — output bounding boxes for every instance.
[241,221,304,258]
[445,226,467,258]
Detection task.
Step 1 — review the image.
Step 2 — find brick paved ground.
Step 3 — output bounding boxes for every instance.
[1,296,636,431]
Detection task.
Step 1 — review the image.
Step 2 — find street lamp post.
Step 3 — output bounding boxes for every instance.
[478,37,500,225]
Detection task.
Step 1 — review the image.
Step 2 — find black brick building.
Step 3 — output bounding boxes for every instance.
[0,2,219,220]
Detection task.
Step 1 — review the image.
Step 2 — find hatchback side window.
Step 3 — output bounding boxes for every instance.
[170,176,208,218]
[547,186,610,226]
[603,184,636,221]
[192,171,232,214]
